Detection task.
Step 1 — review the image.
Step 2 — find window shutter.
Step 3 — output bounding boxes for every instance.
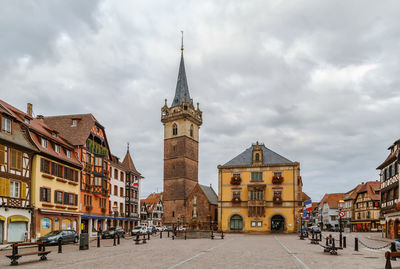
[55,191,58,203]
[21,182,26,199]
[4,178,10,197]
[47,188,51,202]
[0,177,4,196]
[74,194,78,206]
[64,192,68,205]
[17,151,22,170]
[0,145,5,165]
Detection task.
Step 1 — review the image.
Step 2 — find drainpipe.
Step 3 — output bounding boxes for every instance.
[293,165,296,230]
[218,167,222,231]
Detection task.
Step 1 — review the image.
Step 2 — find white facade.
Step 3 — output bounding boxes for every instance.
[110,164,126,220]
[0,208,31,243]
[321,203,339,229]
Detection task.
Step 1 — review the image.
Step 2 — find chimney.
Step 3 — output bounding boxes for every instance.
[27,103,32,117]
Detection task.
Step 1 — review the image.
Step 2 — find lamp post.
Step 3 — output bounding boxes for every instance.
[339,199,344,248]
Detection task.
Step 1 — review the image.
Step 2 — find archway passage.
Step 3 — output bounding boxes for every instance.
[230,215,243,231]
[271,215,285,232]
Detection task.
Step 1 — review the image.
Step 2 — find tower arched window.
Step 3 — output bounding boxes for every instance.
[172,123,178,136]
[255,153,260,161]
[190,124,193,137]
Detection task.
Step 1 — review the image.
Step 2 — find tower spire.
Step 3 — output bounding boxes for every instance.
[127,142,130,153]
[172,31,191,107]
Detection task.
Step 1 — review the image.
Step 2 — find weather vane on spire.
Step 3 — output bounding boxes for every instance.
[127,142,130,153]
[181,30,184,51]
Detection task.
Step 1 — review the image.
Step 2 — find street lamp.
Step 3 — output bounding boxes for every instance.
[339,199,344,248]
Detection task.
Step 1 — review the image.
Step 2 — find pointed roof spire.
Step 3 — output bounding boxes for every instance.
[122,148,142,177]
[172,31,191,107]
[127,142,130,153]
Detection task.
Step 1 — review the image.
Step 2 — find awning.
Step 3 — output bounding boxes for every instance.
[9,216,29,222]
[0,215,5,221]
[81,215,139,221]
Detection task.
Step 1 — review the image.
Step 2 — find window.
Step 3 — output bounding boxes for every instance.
[230,215,243,230]
[41,138,48,148]
[114,185,118,196]
[2,117,11,133]
[190,124,193,137]
[52,132,57,138]
[255,153,260,161]
[274,172,282,177]
[94,177,102,186]
[120,172,124,182]
[120,203,124,214]
[10,181,20,198]
[55,144,60,153]
[251,221,262,227]
[40,187,51,202]
[251,172,263,182]
[84,194,92,206]
[172,123,178,136]
[0,145,5,165]
[55,191,63,204]
[114,169,118,179]
[64,167,74,181]
[95,157,102,167]
[66,150,71,158]
[10,149,22,171]
[331,216,336,221]
[51,162,63,178]
[172,211,175,217]
[24,118,30,124]
[120,187,123,197]
[72,120,77,127]
[99,198,106,209]
[40,158,51,174]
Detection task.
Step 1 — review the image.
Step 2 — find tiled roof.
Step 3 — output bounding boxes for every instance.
[141,193,162,213]
[377,148,399,169]
[199,185,218,205]
[223,143,293,166]
[0,100,81,167]
[320,193,346,209]
[356,181,380,201]
[122,150,142,177]
[43,114,98,146]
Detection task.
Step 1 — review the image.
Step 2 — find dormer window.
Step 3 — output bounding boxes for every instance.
[24,118,30,124]
[66,150,71,158]
[41,138,48,148]
[55,144,60,153]
[255,153,260,162]
[52,132,57,138]
[172,123,178,136]
[72,119,78,127]
[1,117,11,133]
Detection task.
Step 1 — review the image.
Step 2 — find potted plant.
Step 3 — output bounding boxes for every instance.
[230,176,241,185]
[273,196,282,203]
[272,176,283,184]
[232,197,241,203]
[86,205,93,211]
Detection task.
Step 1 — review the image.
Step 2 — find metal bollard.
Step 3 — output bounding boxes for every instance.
[135,234,139,245]
[319,233,322,241]
[391,242,396,261]
[386,251,393,269]
[326,237,329,246]
[97,235,100,248]
[185,231,187,240]
[113,234,116,246]
[58,239,62,253]
[332,238,335,248]
[172,235,175,240]
[343,236,346,248]
[340,233,342,248]
[211,230,214,240]
[117,234,120,245]
[148,232,150,241]
[142,234,147,244]
[160,231,162,239]
[168,230,170,237]
[221,231,224,239]
[354,237,358,251]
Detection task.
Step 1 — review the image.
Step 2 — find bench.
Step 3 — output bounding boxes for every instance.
[385,251,400,269]
[211,231,224,240]
[6,242,51,266]
[321,238,342,255]
[134,234,147,245]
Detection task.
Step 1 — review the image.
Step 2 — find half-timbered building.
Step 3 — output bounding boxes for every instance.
[44,114,111,236]
[0,101,38,243]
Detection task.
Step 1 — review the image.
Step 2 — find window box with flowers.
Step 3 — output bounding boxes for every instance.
[272,196,282,203]
[86,162,93,170]
[101,207,106,213]
[232,197,241,203]
[86,205,93,211]
[230,175,242,185]
[272,176,284,184]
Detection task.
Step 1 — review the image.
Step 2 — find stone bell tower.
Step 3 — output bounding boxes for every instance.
[161,34,202,225]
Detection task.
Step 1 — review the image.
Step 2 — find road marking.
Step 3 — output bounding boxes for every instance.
[274,236,310,269]
[167,239,233,269]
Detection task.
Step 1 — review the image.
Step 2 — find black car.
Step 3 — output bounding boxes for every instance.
[102,227,125,239]
[38,230,79,245]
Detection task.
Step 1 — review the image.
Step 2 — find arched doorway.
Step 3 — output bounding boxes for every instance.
[230,215,243,231]
[271,215,285,232]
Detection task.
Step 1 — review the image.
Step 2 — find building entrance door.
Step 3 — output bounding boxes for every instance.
[271,215,285,232]
[0,221,3,243]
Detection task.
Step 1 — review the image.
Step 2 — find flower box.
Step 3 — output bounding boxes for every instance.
[101,208,106,213]
[86,205,93,211]
[272,176,283,184]
[232,197,241,203]
[272,196,282,203]
[230,176,242,185]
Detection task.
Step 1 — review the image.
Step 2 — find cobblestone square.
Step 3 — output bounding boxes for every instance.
[0,232,397,269]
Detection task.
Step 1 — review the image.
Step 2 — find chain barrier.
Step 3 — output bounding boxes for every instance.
[358,239,391,250]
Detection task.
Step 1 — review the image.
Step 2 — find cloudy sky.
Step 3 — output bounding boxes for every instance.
[1,0,399,201]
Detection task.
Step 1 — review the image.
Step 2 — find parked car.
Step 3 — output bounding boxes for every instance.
[155,226,163,232]
[308,226,321,234]
[131,226,148,236]
[38,230,79,245]
[165,225,173,231]
[148,225,157,234]
[177,226,189,231]
[102,227,125,239]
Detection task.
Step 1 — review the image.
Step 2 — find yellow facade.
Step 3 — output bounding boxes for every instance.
[218,143,302,233]
[31,155,81,237]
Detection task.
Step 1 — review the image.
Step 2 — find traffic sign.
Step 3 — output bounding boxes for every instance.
[339,211,345,218]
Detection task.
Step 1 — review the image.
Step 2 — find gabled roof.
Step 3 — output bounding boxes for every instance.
[141,193,163,213]
[356,181,380,201]
[122,150,142,177]
[320,193,346,209]
[223,143,293,166]
[302,192,311,202]
[199,185,218,205]
[377,147,399,169]
[0,100,81,167]
[43,114,98,146]
[171,51,191,107]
